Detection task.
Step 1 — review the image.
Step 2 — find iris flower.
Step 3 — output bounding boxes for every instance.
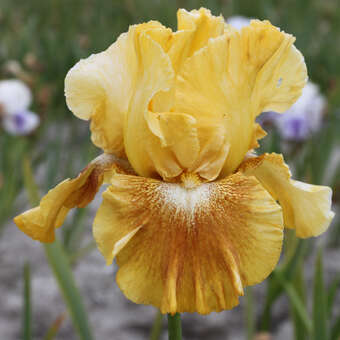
[0,79,40,135]
[14,8,334,315]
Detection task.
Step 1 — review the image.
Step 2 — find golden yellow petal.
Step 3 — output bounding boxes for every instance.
[239,153,335,238]
[123,30,186,179]
[174,8,225,63]
[175,33,251,179]
[65,21,168,156]
[145,111,200,169]
[14,154,125,243]
[65,29,138,155]
[174,20,307,179]
[249,22,307,114]
[149,8,225,114]
[93,172,283,314]
[249,123,267,150]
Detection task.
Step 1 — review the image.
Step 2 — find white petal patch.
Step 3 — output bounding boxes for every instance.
[158,182,211,217]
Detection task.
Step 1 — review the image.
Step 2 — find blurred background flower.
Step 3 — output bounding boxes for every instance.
[226,15,251,29]
[0,79,39,135]
[259,81,326,142]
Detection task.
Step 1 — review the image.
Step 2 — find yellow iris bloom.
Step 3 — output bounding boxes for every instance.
[14,8,334,314]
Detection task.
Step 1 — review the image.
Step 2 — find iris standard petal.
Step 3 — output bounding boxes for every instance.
[93,172,283,314]
[64,22,165,156]
[14,154,128,242]
[175,20,307,179]
[124,8,226,180]
[174,8,225,63]
[148,8,225,112]
[123,31,184,179]
[239,153,334,238]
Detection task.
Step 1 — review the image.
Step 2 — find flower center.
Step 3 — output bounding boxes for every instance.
[180,172,202,189]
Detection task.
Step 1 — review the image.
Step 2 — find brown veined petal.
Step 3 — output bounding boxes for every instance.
[174,20,307,179]
[239,153,334,238]
[14,154,128,243]
[93,172,283,314]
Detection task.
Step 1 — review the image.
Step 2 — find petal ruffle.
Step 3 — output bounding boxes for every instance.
[14,154,128,242]
[250,21,307,114]
[171,8,225,69]
[239,153,334,238]
[125,8,225,180]
[249,123,267,150]
[174,20,307,178]
[65,22,169,156]
[149,8,225,113]
[93,172,283,314]
[123,31,182,179]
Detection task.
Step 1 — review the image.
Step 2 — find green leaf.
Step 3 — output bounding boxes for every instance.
[331,316,340,340]
[260,239,306,330]
[327,275,340,318]
[312,249,328,340]
[44,242,94,340]
[22,263,32,340]
[245,287,255,340]
[290,262,307,340]
[22,157,93,340]
[273,270,312,334]
[43,313,66,340]
[22,157,40,205]
[150,310,163,340]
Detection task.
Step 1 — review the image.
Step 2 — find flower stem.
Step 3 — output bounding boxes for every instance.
[167,313,182,340]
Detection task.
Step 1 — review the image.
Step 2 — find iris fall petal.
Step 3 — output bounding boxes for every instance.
[239,153,334,238]
[14,154,127,242]
[93,172,283,314]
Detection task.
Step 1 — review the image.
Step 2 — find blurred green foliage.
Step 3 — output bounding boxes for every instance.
[1,0,340,119]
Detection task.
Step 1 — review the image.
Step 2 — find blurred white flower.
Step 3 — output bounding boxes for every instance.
[0,79,31,114]
[226,16,251,30]
[0,79,39,135]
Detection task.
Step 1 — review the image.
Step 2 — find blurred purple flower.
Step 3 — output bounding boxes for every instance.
[2,110,39,136]
[257,82,326,141]
[0,79,39,135]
